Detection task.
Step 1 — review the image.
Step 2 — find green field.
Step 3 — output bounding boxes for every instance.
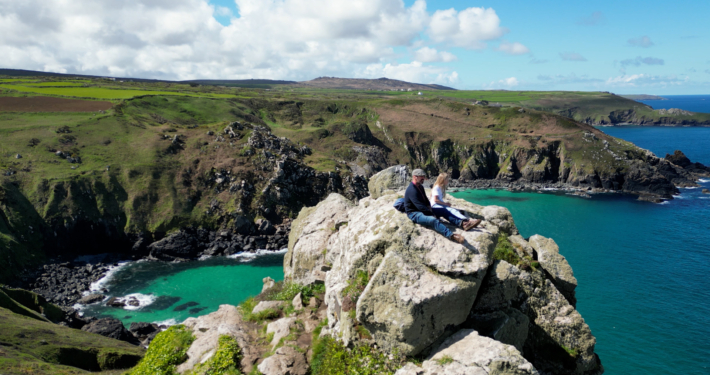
[21,82,87,87]
[0,84,238,99]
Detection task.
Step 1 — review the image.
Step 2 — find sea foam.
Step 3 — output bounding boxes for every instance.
[120,293,157,311]
[228,248,288,261]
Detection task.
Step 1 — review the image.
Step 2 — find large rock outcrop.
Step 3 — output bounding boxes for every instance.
[283,166,604,374]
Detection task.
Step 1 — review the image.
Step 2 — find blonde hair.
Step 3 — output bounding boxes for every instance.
[433,173,449,191]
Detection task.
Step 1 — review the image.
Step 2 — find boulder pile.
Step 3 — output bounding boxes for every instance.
[282,165,603,374]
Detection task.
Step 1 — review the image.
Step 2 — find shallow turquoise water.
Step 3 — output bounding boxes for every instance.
[81,253,284,326]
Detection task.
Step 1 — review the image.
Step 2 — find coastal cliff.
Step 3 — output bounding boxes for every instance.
[125,166,603,375]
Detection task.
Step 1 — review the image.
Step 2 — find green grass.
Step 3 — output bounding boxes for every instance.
[127,325,194,375]
[310,335,403,375]
[0,307,144,374]
[493,235,521,265]
[188,335,242,375]
[21,82,88,87]
[0,84,236,99]
[269,282,326,302]
[435,355,454,365]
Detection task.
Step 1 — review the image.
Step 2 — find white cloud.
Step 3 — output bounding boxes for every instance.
[560,52,587,61]
[0,0,486,82]
[413,47,457,62]
[605,74,688,87]
[497,41,530,55]
[483,76,518,89]
[361,61,458,85]
[620,56,664,67]
[628,36,654,48]
[428,7,508,49]
[536,73,602,85]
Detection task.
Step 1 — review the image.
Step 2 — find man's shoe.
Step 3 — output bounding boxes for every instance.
[451,234,465,244]
[462,219,482,231]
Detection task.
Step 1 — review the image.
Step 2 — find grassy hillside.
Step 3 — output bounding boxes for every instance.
[0,307,143,374]
[0,75,692,281]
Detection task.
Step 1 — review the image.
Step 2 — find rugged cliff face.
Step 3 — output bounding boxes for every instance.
[278,166,604,374]
[0,121,367,283]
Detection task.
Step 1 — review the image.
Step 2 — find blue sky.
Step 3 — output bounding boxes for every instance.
[1,0,708,94]
[206,0,710,94]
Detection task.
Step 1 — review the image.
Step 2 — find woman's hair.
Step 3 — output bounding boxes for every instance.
[433,173,449,190]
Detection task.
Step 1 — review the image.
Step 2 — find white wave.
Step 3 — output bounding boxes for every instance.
[86,260,132,294]
[682,186,700,190]
[228,248,288,261]
[659,200,671,205]
[119,293,157,311]
[699,179,710,183]
[153,318,179,327]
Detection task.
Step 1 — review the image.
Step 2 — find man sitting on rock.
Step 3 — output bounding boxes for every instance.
[404,169,478,244]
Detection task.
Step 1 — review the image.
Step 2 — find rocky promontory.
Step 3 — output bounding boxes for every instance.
[128,165,603,375]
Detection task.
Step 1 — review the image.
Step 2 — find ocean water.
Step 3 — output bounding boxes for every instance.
[638,94,710,113]
[452,126,710,375]
[79,251,284,326]
[78,126,709,373]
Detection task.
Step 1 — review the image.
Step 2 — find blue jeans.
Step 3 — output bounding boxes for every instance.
[407,211,462,238]
[432,205,468,221]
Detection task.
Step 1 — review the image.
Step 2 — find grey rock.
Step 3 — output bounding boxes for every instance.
[252,301,284,315]
[262,276,276,293]
[266,317,296,348]
[367,165,410,199]
[528,235,577,306]
[257,345,308,375]
[395,329,538,375]
[78,293,105,305]
[178,305,257,374]
[292,292,304,310]
[472,260,521,313]
[468,309,529,352]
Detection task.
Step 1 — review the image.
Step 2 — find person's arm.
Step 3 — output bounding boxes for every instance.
[407,185,434,215]
[432,187,450,207]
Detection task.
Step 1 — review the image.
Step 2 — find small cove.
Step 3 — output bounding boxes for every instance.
[79,251,285,326]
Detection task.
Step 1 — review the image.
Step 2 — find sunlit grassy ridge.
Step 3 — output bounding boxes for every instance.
[0,84,237,99]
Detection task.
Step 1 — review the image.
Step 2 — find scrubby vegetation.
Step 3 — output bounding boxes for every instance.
[189,335,242,375]
[128,325,194,375]
[310,336,403,375]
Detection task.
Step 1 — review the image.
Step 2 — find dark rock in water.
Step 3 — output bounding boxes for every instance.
[127,297,140,307]
[703,189,709,194]
[147,295,181,311]
[78,293,105,305]
[148,229,205,261]
[106,297,126,308]
[173,301,200,312]
[189,307,208,314]
[665,150,692,168]
[129,322,159,336]
[81,318,139,345]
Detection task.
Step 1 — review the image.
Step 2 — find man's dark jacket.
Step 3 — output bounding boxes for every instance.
[404,182,433,216]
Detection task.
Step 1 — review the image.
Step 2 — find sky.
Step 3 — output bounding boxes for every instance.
[1,0,708,94]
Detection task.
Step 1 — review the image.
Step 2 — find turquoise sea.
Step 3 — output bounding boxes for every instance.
[82,126,710,374]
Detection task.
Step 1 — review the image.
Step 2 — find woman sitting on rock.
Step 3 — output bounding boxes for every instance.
[430,173,481,230]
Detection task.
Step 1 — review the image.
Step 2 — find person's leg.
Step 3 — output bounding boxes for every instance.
[431,206,464,227]
[407,212,452,238]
